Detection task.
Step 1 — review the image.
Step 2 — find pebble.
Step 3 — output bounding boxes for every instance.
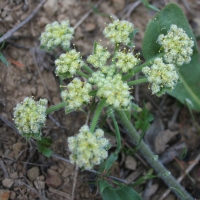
[10,172,18,180]
[27,167,40,182]
[46,169,62,188]
[34,180,45,190]
[0,189,10,200]
[43,0,58,17]
[125,155,137,170]
[85,23,96,32]
[2,178,14,189]
[12,142,26,160]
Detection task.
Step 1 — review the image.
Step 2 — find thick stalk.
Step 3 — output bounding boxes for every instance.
[116,110,193,200]
[110,112,121,155]
[127,77,148,86]
[90,99,106,133]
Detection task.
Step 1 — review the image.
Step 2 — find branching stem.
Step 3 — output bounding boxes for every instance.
[116,110,193,200]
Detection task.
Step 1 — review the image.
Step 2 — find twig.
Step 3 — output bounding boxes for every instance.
[0,159,9,178]
[30,47,52,105]
[0,0,46,43]
[122,1,141,20]
[51,153,128,184]
[71,166,79,200]
[74,0,102,30]
[159,153,200,200]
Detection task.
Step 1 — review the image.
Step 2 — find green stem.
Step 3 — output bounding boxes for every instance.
[46,102,66,114]
[128,77,148,86]
[110,111,121,155]
[112,43,119,64]
[77,70,89,79]
[122,53,165,81]
[116,110,193,200]
[83,65,93,74]
[90,99,106,133]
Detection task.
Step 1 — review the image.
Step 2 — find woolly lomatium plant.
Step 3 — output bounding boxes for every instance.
[13,4,198,200]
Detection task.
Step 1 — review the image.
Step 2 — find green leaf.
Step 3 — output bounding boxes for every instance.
[37,137,53,157]
[169,53,200,111]
[142,3,200,111]
[100,181,142,200]
[99,179,110,194]
[0,53,9,66]
[115,186,142,200]
[104,153,118,171]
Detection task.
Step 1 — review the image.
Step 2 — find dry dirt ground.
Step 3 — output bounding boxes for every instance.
[0,0,200,200]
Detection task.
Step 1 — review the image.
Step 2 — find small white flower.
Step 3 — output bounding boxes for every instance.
[40,21,74,51]
[13,97,47,140]
[103,19,134,45]
[61,78,92,110]
[68,125,110,169]
[142,58,179,95]
[157,24,194,66]
[55,50,84,79]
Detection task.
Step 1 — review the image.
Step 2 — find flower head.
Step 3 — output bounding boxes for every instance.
[142,58,179,96]
[68,125,109,169]
[103,19,134,45]
[87,43,110,68]
[55,50,84,79]
[13,97,48,140]
[157,24,194,66]
[115,51,139,72]
[40,21,74,51]
[89,71,132,108]
[61,78,92,111]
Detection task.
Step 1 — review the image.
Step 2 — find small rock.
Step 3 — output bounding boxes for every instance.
[4,15,13,23]
[112,0,125,11]
[46,169,62,188]
[43,0,58,17]
[2,178,14,189]
[9,191,16,200]
[37,16,50,27]
[61,164,74,178]
[34,180,45,190]
[30,87,36,95]
[85,23,96,32]
[39,175,45,181]
[125,155,137,170]
[37,85,45,97]
[27,167,40,182]
[58,163,65,173]
[50,165,58,171]
[12,142,26,160]
[0,189,10,200]
[10,172,18,180]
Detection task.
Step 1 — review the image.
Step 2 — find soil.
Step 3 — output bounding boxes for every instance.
[0,0,200,200]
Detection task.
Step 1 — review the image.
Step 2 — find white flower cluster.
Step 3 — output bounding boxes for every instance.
[142,58,179,95]
[115,51,139,72]
[55,50,84,79]
[157,24,194,66]
[103,19,134,45]
[40,21,74,51]
[87,43,110,68]
[61,78,92,110]
[89,71,132,108]
[13,97,48,140]
[68,125,109,169]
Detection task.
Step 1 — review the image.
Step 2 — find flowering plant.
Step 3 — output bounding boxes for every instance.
[12,3,200,200]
